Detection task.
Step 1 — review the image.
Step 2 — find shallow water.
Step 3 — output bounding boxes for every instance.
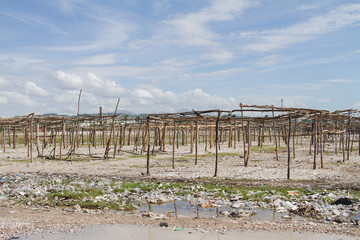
[22,224,358,240]
[136,200,304,221]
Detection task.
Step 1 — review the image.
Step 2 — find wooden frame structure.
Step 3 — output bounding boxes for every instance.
[1,104,359,179]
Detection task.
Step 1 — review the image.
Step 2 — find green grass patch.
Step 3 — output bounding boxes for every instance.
[251,145,287,153]
[129,155,147,158]
[250,159,263,162]
[47,191,86,200]
[84,187,103,197]
[79,201,121,210]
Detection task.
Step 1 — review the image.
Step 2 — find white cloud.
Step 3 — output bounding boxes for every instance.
[237,4,360,52]
[164,0,256,47]
[2,91,36,107]
[205,50,234,63]
[87,72,104,88]
[25,82,48,96]
[132,89,154,99]
[0,96,7,104]
[318,98,330,103]
[322,78,355,83]
[56,71,83,89]
[44,3,136,52]
[0,11,68,35]
[53,0,82,14]
[0,76,6,87]
[180,88,237,110]
[298,4,320,11]
[74,53,117,65]
[180,66,248,79]
[160,58,197,67]
[352,102,360,109]
[255,54,291,67]
[55,71,126,98]
[153,0,170,13]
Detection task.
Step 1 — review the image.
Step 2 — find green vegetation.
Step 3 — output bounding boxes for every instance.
[251,145,287,153]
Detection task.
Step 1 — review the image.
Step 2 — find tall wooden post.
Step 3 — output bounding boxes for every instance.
[228,125,233,148]
[60,119,65,160]
[162,124,167,152]
[346,111,351,160]
[214,111,221,177]
[104,98,120,159]
[172,121,176,169]
[13,127,16,149]
[342,119,345,162]
[35,122,41,156]
[240,103,247,165]
[272,106,279,161]
[190,124,194,154]
[30,115,34,163]
[313,116,317,170]
[293,118,296,159]
[233,124,236,149]
[320,113,323,168]
[2,127,5,153]
[146,117,151,175]
[246,120,251,166]
[287,114,291,180]
[210,126,214,149]
[195,121,198,165]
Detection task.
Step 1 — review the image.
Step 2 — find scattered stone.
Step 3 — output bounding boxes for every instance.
[287,191,299,196]
[333,198,353,206]
[159,222,169,228]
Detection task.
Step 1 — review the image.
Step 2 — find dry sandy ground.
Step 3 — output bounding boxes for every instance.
[1,142,360,239]
[1,142,359,186]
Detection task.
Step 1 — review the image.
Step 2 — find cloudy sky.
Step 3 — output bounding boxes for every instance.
[1,0,360,117]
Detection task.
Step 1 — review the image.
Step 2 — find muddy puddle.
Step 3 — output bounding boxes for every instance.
[21,224,358,240]
[136,200,305,222]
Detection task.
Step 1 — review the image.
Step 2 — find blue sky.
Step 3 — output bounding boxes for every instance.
[1,0,360,116]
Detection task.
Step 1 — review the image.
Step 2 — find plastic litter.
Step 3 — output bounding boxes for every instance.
[174,227,184,231]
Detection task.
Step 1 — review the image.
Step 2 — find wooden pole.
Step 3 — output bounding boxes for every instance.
[233,124,236,150]
[346,111,351,160]
[190,124,194,154]
[195,121,198,165]
[313,116,317,170]
[214,111,221,177]
[320,113,323,168]
[335,120,338,154]
[30,114,34,163]
[162,124,167,152]
[172,121,176,169]
[2,127,5,153]
[240,103,247,165]
[146,117,151,175]
[60,119,64,160]
[358,125,360,156]
[12,127,16,149]
[246,120,251,166]
[342,119,345,162]
[35,122,41,156]
[287,114,291,180]
[104,98,120,159]
[210,126,214,149]
[293,119,296,159]
[272,106,279,161]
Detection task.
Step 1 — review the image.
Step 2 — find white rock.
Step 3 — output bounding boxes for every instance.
[332,209,341,216]
[284,201,297,211]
